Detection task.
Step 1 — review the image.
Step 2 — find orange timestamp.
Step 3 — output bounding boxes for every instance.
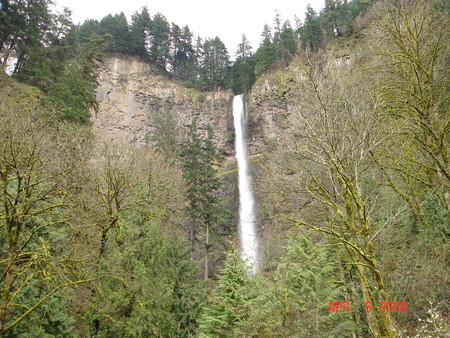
[328,301,408,313]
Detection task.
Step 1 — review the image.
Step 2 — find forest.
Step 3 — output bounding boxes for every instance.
[0,0,449,336]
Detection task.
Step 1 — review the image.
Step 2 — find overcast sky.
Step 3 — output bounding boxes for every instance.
[53,0,324,57]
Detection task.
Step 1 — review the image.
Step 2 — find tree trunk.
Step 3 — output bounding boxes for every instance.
[204,223,209,280]
[0,248,15,335]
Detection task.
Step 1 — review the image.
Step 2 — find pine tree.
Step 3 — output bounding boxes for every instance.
[16,7,76,91]
[78,19,100,43]
[200,37,230,90]
[1,0,55,73]
[129,6,151,58]
[178,25,197,81]
[182,120,227,279]
[321,0,354,37]
[46,35,108,123]
[99,13,131,54]
[280,20,298,65]
[237,233,353,336]
[253,24,277,76]
[149,13,171,70]
[232,34,255,94]
[199,250,250,336]
[170,22,182,75]
[300,4,323,51]
[150,106,179,157]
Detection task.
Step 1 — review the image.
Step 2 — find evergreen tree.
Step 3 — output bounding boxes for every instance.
[199,250,250,336]
[46,35,108,123]
[182,120,227,279]
[232,34,255,94]
[129,6,152,58]
[99,12,131,54]
[170,238,207,337]
[78,19,101,43]
[280,20,297,65]
[200,37,230,90]
[235,34,253,60]
[321,0,354,37]
[0,0,55,73]
[149,13,171,70]
[237,233,353,336]
[274,234,353,336]
[169,23,197,81]
[178,25,197,81]
[170,22,182,75]
[273,10,283,47]
[16,7,76,91]
[150,106,179,158]
[300,4,323,51]
[253,24,277,76]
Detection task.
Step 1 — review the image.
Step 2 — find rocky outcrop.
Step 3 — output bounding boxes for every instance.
[92,55,234,155]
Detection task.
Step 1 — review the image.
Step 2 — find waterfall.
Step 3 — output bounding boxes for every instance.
[233,95,259,272]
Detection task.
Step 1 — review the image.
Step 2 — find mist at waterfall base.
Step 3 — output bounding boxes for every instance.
[232,95,259,272]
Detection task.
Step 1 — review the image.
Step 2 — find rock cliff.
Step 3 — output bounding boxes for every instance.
[92,55,235,156]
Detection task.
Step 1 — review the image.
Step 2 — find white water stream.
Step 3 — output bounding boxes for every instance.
[233,95,259,272]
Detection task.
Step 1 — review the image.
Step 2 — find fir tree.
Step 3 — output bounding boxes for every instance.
[253,24,277,76]
[300,4,323,51]
[280,20,297,65]
[182,120,227,279]
[200,37,230,90]
[149,13,171,70]
[178,26,197,81]
[129,6,152,58]
[232,34,255,94]
[199,250,250,336]
[99,12,131,54]
[150,106,179,158]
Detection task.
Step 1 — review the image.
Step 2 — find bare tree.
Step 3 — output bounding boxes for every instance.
[261,56,396,336]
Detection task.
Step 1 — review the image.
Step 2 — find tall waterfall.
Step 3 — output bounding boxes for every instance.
[233,95,259,271]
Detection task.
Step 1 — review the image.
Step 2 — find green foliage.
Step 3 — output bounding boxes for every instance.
[226,131,235,142]
[45,35,108,123]
[279,21,298,64]
[99,12,131,54]
[0,78,93,335]
[2,1,448,336]
[0,0,54,73]
[15,8,76,91]
[181,120,229,278]
[172,25,197,81]
[199,250,250,336]
[182,121,226,228]
[6,283,76,337]
[149,13,171,70]
[232,34,255,94]
[253,25,278,77]
[300,5,324,51]
[150,106,179,157]
[89,221,179,336]
[129,6,151,59]
[198,37,231,90]
[263,137,277,147]
[419,193,450,255]
[170,241,207,337]
[238,233,353,337]
[321,0,355,36]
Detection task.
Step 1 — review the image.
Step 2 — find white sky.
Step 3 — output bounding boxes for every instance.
[53,0,324,57]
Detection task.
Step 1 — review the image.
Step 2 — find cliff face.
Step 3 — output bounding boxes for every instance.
[246,43,355,158]
[92,55,235,155]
